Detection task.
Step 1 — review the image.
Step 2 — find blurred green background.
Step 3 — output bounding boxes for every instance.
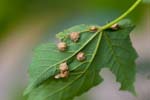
[0,0,149,100]
[0,0,147,40]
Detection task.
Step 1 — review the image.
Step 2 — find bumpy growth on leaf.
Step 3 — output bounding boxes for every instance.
[69,32,80,42]
[24,19,138,100]
[76,52,86,61]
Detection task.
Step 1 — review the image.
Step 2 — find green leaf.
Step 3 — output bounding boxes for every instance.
[24,24,100,95]
[28,32,103,100]
[97,19,138,94]
[25,19,138,100]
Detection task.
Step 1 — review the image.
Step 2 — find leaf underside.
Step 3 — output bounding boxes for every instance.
[24,19,138,100]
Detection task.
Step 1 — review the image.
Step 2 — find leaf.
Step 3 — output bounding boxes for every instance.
[97,19,138,94]
[25,19,138,100]
[24,24,100,95]
[28,32,103,100]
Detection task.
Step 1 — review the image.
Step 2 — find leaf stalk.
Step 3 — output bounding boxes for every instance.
[101,0,142,30]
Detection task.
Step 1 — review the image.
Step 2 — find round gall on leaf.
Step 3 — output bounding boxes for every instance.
[57,42,67,51]
[69,32,80,42]
[89,26,98,32]
[76,52,86,61]
[111,23,120,30]
[60,71,69,78]
[59,62,68,72]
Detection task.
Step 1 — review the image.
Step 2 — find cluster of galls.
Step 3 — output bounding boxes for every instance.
[54,26,98,79]
[54,24,119,79]
[54,62,69,79]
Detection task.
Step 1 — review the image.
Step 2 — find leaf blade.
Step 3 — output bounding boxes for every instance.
[28,32,103,100]
[24,24,100,95]
[95,19,138,94]
[25,19,138,100]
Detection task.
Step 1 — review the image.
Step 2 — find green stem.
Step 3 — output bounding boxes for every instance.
[101,0,142,30]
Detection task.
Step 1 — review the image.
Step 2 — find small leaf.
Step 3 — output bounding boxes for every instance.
[24,19,138,100]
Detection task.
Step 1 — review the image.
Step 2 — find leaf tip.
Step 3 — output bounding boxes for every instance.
[119,84,137,96]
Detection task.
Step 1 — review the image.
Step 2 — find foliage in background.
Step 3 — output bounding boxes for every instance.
[0,0,148,41]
